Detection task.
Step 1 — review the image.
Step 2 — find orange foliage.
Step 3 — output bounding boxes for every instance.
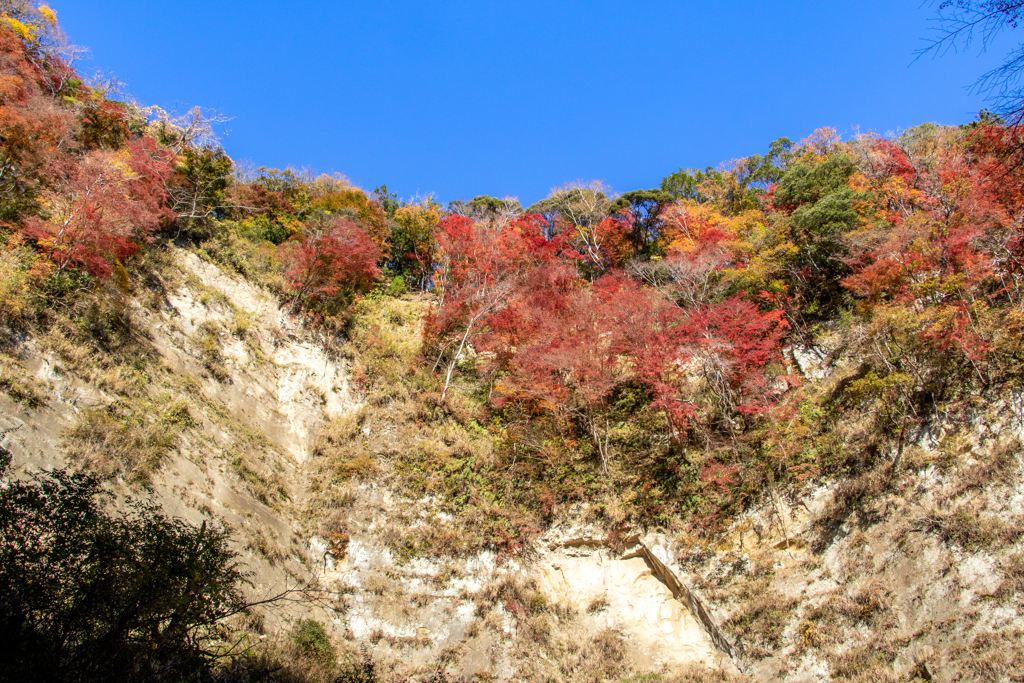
[659,202,734,253]
[310,187,389,250]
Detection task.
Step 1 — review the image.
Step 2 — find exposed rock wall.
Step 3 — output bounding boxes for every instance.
[533,531,738,673]
[309,488,740,680]
[677,398,1024,682]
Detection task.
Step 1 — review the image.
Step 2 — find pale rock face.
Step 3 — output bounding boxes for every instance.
[534,551,724,668]
[787,653,832,682]
[791,346,830,380]
[958,552,1001,603]
[529,533,737,674]
[271,340,353,462]
[176,251,357,463]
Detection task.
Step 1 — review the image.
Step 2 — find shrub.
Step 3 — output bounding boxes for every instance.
[333,649,378,683]
[290,619,335,666]
[0,447,248,683]
[384,274,406,297]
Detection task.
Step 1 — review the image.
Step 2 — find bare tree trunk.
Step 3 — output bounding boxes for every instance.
[440,318,476,404]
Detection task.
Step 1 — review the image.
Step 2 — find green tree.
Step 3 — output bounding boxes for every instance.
[660,166,724,203]
[773,152,861,316]
[609,188,674,257]
[0,448,248,683]
[371,184,401,219]
[166,146,233,238]
[661,138,793,211]
[388,196,442,290]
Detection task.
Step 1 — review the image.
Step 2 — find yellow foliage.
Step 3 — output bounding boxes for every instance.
[660,201,732,253]
[393,197,442,232]
[849,171,923,226]
[105,148,137,180]
[0,233,48,324]
[1,14,36,42]
[308,172,352,198]
[113,259,131,294]
[994,307,1024,356]
[38,4,56,25]
[724,241,798,296]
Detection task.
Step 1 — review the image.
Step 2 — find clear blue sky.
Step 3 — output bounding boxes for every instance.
[57,1,1017,206]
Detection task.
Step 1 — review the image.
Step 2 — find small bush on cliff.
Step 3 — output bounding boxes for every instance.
[290,619,335,666]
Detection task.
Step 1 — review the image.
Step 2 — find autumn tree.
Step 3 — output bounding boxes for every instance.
[675,296,789,430]
[280,211,380,312]
[388,195,442,290]
[248,167,315,215]
[0,22,76,220]
[493,275,644,470]
[629,202,735,307]
[770,134,861,317]
[309,183,389,250]
[448,195,522,228]
[22,138,172,280]
[838,123,1021,392]
[426,215,531,403]
[132,106,237,236]
[526,181,615,276]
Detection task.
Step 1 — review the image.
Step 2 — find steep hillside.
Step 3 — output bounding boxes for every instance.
[2,248,354,619]
[4,244,1023,682]
[1,3,1024,681]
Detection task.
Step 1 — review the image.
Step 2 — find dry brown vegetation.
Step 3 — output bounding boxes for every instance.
[720,580,798,660]
[63,397,189,486]
[0,352,48,407]
[997,552,1024,599]
[621,668,749,683]
[194,320,231,382]
[231,449,290,507]
[918,505,1024,551]
[948,629,1024,682]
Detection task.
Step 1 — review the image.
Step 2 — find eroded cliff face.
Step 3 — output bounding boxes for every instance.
[1,249,360,630]
[678,395,1024,682]
[309,483,740,680]
[2,249,1022,682]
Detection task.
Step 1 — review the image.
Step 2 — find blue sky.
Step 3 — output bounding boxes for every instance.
[58,1,1018,206]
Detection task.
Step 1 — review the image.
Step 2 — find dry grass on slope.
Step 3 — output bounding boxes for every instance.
[305,293,533,561]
